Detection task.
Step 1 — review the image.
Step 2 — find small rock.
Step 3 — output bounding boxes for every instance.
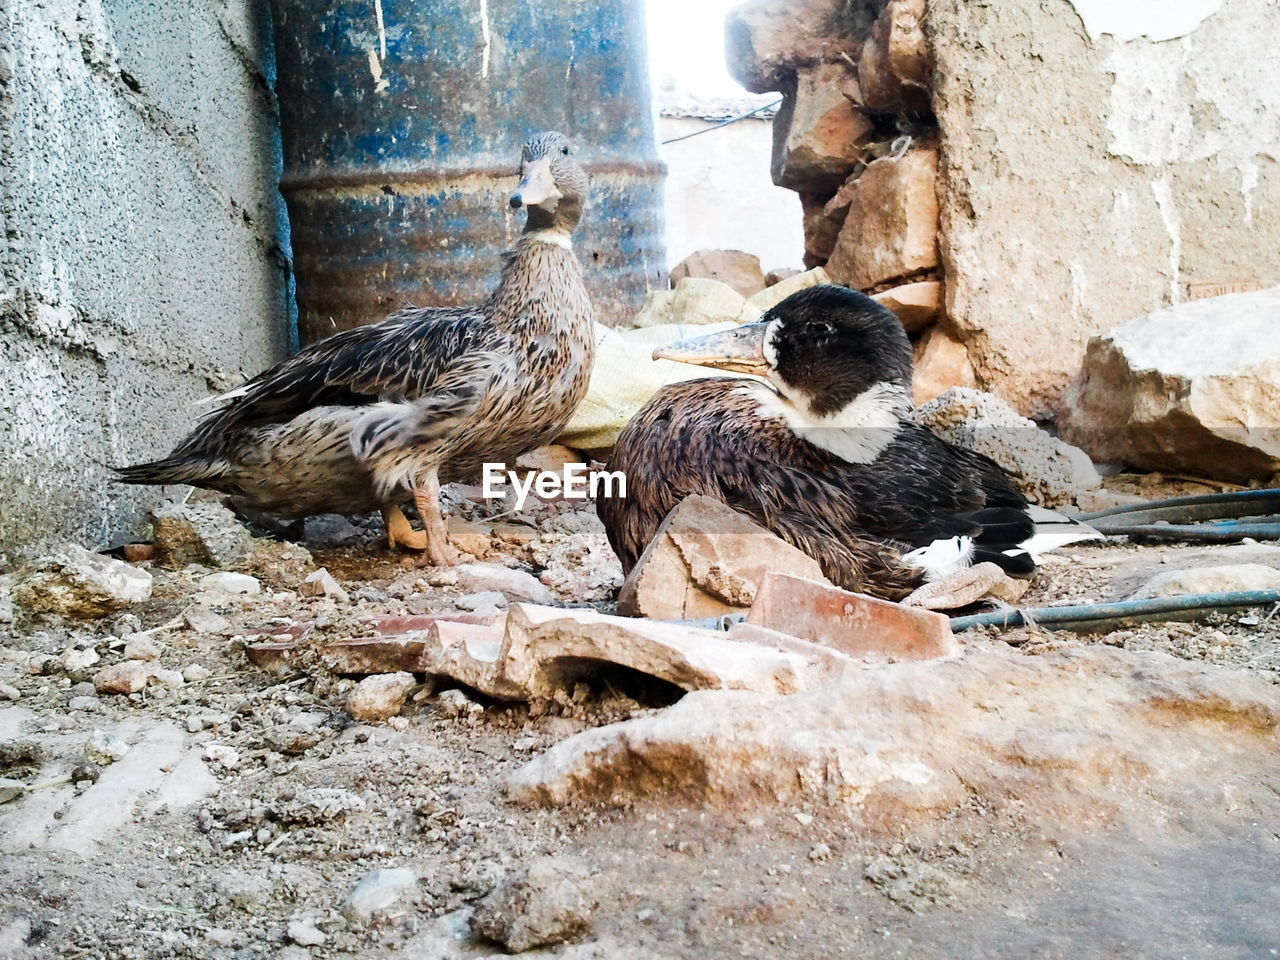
[772,62,874,192]
[809,842,832,861]
[454,591,508,613]
[199,572,260,596]
[93,661,150,695]
[13,545,153,620]
[437,688,482,719]
[121,543,156,563]
[286,919,327,947]
[70,762,101,784]
[346,672,417,723]
[824,147,939,290]
[184,608,232,634]
[123,634,163,661]
[1061,287,1280,482]
[617,495,830,619]
[457,564,553,605]
[447,517,494,559]
[912,325,978,406]
[0,683,20,701]
[150,501,257,569]
[471,856,598,953]
[0,778,26,803]
[67,696,100,711]
[85,729,130,764]
[60,646,100,677]
[669,249,767,299]
[204,928,241,948]
[182,664,212,683]
[149,668,185,688]
[300,567,350,603]
[203,742,241,769]
[873,280,942,333]
[340,867,417,925]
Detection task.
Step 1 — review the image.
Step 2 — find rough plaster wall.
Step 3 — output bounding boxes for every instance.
[0,0,289,563]
[928,0,1280,419]
[659,116,805,272]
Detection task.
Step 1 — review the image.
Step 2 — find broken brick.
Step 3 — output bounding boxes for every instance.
[747,572,959,662]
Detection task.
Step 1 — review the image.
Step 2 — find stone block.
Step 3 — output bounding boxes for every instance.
[632,289,676,328]
[346,673,417,723]
[824,147,939,290]
[617,495,830,619]
[746,572,959,662]
[669,250,767,299]
[151,502,257,570]
[1060,288,1280,482]
[873,280,942,333]
[747,266,832,312]
[772,64,876,193]
[669,277,763,327]
[911,325,978,405]
[859,0,932,115]
[725,0,850,94]
[911,387,1101,507]
[13,545,153,620]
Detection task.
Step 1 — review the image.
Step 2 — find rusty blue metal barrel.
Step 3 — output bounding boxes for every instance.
[269,0,667,343]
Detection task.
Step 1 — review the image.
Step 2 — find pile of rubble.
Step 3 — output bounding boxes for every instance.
[720,0,967,405]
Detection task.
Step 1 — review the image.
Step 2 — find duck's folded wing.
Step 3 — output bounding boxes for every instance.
[825,424,1034,548]
[349,352,511,465]
[195,310,496,436]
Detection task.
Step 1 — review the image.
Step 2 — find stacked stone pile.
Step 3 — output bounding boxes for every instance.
[724,0,969,405]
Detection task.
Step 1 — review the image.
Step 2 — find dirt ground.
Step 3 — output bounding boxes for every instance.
[1,477,1278,959]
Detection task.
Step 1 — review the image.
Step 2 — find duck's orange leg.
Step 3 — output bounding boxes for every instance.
[382,504,427,551]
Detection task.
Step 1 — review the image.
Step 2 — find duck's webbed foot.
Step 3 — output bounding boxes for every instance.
[902,561,1030,610]
[382,504,428,551]
[413,469,461,567]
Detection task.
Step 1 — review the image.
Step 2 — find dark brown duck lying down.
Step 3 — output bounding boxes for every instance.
[599,284,1099,603]
[117,131,594,565]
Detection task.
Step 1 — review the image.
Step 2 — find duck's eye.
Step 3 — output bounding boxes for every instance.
[561,145,571,155]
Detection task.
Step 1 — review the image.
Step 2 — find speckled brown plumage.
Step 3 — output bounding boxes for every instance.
[118,132,593,557]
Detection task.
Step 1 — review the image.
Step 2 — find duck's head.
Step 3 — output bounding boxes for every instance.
[510,131,589,234]
[654,284,913,420]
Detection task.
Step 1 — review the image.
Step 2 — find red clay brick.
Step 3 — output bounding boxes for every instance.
[747,572,959,662]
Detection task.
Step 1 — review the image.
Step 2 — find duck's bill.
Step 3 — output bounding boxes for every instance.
[651,321,771,376]
[510,156,561,208]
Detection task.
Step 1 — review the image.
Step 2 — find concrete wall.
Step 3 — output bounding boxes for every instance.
[0,0,290,564]
[659,115,805,274]
[929,0,1280,418]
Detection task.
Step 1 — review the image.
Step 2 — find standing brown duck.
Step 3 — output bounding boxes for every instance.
[117,131,594,565]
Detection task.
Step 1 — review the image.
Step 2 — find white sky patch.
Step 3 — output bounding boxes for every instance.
[1067,0,1223,42]
[645,0,748,100]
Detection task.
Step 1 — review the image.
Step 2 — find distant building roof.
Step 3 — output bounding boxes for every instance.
[656,87,780,122]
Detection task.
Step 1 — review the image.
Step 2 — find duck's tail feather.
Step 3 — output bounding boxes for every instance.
[902,535,975,582]
[112,456,223,487]
[1012,505,1105,562]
